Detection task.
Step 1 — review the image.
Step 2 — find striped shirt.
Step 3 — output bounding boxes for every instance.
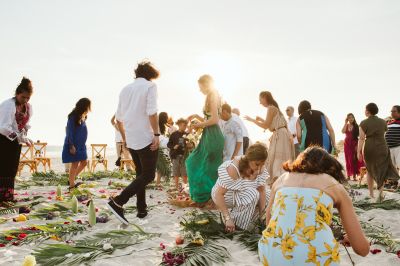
[211,160,269,207]
[386,119,400,148]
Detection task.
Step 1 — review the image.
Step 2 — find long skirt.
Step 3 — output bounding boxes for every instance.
[267,128,295,181]
[186,125,224,203]
[344,138,364,177]
[0,134,21,202]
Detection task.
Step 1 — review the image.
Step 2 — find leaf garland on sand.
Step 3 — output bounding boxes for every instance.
[353,198,400,211]
[33,226,159,266]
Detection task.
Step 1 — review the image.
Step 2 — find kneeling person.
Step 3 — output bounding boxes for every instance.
[212,143,269,232]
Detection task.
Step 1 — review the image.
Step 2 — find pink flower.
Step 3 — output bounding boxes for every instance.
[76,220,83,224]
[0,244,5,247]
[160,243,166,250]
[64,222,70,225]
[99,189,106,193]
[370,249,382,254]
[49,191,56,195]
[47,196,52,200]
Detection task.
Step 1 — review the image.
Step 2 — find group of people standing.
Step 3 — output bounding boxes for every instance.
[1,61,399,265]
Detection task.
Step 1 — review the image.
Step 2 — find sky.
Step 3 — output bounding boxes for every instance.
[0,0,399,147]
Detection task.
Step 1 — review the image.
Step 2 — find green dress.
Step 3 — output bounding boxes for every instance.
[360,115,399,188]
[185,112,224,203]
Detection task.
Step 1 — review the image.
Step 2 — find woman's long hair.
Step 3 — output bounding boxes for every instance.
[159,112,169,135]
[283,146,346,184]
[68,98,91,126]
[347,113,359,140]
[259,91,280,110]
[238,143,268,175]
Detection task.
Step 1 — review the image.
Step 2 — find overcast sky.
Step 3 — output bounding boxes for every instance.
[1,0,399,146]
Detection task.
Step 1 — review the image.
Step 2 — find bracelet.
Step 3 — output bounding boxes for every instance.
[154,133,160,137]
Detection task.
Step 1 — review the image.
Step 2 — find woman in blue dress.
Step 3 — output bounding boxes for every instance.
[62,98,91,189]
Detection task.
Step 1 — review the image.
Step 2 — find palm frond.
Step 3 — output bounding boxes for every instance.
[33,227,159,266]
[354,199,400,211]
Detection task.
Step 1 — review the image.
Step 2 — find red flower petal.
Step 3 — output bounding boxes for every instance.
[5,237,13,241]
[0,243,5,247]
[18,233,27,240]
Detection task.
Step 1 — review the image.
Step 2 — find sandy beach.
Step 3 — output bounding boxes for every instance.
[0,149,399,266]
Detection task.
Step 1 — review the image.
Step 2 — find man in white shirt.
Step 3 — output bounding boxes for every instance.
[286,106,299,157]
[220,104,243,161]
[107,61,160,224]
[232,108,250,154]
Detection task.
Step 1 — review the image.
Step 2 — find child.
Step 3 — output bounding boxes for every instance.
[167,118,189,190]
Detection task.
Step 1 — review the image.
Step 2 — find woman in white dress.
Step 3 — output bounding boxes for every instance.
[212,143,270,232]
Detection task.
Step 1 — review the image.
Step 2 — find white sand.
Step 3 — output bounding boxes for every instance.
[1,153,400,265]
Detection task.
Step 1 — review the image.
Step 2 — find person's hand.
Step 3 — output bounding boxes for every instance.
[340,234,351,247]
[24,138,33,147]
[225,219,235,233]
[69,145,77,155]
[174,144,179,150]
[244,115,254,123]
[150,136,159,151]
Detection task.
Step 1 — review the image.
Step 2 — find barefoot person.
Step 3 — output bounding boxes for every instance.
[0,77,34,203]
[259,146,370,265]
[186,74,224,205]
[62,98,91,189]
[107,61,160,223]
[212,143,269,231]
[342,113,364,180]
[245,91,294,183]
[358,103,399,200]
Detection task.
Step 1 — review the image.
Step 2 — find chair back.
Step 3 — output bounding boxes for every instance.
[91,144,107,162]
[20,144,34,161]
[33,142,48,158]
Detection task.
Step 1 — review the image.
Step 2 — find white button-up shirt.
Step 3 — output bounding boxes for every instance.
[287,116,298,145]
[232,113,249,138]
[116,78,158,150]
[0,98,32,141]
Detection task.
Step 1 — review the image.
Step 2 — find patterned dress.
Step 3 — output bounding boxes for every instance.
[259,187,339,266]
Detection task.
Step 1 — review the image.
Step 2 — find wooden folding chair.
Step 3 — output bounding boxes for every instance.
[90,144,108,172]
[33,142,51,172]
[120,159,135,171]
[18,144,37,176]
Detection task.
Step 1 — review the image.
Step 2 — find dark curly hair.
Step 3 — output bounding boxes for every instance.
[15,77,33,95]
[282,146,346,184]
[134,60,160,81]
[298,100,312,116]
[68,98,91,126]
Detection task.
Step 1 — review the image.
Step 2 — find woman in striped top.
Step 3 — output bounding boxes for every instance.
[212,143,269,232]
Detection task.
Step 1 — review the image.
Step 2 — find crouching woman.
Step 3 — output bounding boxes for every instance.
[212,143,270,232]
[259,146,369,266]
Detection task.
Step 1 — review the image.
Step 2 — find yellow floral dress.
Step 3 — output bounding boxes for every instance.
[258,187,339,266]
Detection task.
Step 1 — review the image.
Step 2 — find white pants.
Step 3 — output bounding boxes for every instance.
[390,146,400,169]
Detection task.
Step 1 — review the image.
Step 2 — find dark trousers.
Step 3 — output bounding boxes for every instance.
[0,134,21,202]
[243,137,250,154]
[114,144,158,212]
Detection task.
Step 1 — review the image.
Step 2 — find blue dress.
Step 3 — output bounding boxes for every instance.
[258,187,339,266]
[62,116,88,163]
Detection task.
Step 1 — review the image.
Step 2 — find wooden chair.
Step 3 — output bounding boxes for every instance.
[120,159,135,171]
[33,142,51,172]
[18,144,37,176]
[90,144,108,172]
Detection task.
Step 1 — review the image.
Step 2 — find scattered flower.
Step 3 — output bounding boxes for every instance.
[50,235,61,241]
[160,243,166,250]
[0,244,5,247]
[22,255,36,266]
[76,219,83,224]
[18,233,28,240]
[102,243,113,251]
[370,249,382,254]
[13,214,28,222]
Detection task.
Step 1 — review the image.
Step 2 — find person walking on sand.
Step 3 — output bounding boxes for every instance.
[107,60,160,223]
[358,103,399,201]
[342,113,364,180]
[62,98,91,190]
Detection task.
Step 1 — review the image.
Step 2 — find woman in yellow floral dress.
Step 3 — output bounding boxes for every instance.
[259,146,369,265]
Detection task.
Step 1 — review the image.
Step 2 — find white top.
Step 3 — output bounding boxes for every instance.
[220,117,243,162]
[0,98,32,142]
[116,78,158,150]
[232,113,249,137]
[287,116,298,145]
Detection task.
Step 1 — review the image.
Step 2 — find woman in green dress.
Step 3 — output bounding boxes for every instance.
[186,74,224,205]
[357,103,399,200]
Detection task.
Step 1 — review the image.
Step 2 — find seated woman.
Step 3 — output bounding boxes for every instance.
[212,143,269,232]
[259,146,369,266]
